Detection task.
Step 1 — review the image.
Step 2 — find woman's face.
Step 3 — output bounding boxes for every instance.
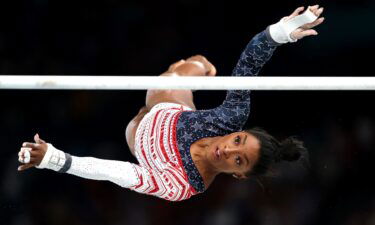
[207,131,260,179]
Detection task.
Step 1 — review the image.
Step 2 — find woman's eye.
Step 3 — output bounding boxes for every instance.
[235,156,241,166]
[234,135,241,144]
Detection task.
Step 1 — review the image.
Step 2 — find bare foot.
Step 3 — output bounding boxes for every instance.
[185,55,217,76]
[167,59,186,73]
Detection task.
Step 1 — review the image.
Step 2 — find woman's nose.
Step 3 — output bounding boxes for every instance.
[223,146,239,158]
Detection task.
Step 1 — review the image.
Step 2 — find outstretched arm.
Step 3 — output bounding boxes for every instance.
[178,5,325,136]
[18,134,193,201]
[223,5,325,129]
[233,5,324,78]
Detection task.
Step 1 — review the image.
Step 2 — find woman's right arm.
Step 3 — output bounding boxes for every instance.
[18,135,141,187]
[18,134,192,201]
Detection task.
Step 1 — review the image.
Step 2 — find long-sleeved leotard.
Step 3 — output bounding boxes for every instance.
[176,27,280,193]
[50,28,280,201]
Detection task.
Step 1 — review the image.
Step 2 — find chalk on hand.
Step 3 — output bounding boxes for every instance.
[24,150,31,164]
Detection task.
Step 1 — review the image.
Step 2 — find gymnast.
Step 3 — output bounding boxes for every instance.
[18,5,324,201]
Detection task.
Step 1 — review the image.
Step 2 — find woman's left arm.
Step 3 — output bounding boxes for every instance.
[220,5,325,130]
[178,5,325,136]
[233,5,324,78]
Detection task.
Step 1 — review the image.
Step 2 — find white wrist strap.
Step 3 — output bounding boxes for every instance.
[36,143,72,172]
[269,8,318,43]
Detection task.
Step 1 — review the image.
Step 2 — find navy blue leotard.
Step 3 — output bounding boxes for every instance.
[176,28,281,193]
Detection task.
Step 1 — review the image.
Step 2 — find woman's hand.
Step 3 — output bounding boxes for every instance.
[18,134,48,171]
[289,5,325,40]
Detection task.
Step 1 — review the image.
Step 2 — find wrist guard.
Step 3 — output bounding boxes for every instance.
[36,143,72,173]
[269,8,318,43]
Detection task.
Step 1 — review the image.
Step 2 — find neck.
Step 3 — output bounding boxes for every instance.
[190,136,220,188]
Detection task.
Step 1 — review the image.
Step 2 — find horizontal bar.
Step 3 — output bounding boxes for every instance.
[1,76,375,90]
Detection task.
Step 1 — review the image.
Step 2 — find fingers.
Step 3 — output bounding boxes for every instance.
[18,134,47,171]
[292,5,324,35]
[18,147,39,163]
[309,5,319,12]
[18,147,32,163]
[287,5,324,23]
[307,5,324,19]
[34,133,46,144]
[294,29,318,39]
[302,17,325,29]
[18,146,39,171]
[288,6,305,20]
[19,147,39,157]
[22,142,39,149]
[288,5,324,21]
[18,164,34,171]
[315,7,324,17]
[21,133,45,149]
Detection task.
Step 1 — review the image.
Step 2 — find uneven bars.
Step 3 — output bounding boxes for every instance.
[1,76,375,90]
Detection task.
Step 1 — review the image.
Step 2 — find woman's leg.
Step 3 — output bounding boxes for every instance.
[126,106,149,156]
[126,55,216,156]
[146,55,216,110]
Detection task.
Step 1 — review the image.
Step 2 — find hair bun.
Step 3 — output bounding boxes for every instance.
[278,136,305,162]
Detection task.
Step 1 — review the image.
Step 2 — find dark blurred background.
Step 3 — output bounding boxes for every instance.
[1,0,374,225]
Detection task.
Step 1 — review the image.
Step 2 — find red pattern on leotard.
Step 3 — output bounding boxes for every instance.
[130,103,196,201]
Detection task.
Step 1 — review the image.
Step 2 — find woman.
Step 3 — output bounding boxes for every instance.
[18,5,324,201]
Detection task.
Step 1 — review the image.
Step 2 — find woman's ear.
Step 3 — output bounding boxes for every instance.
[232,173,248,180]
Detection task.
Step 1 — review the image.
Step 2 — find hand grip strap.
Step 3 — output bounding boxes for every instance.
[269,8,318,43]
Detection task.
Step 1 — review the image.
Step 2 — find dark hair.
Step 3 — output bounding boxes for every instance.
[244,127,308,177]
